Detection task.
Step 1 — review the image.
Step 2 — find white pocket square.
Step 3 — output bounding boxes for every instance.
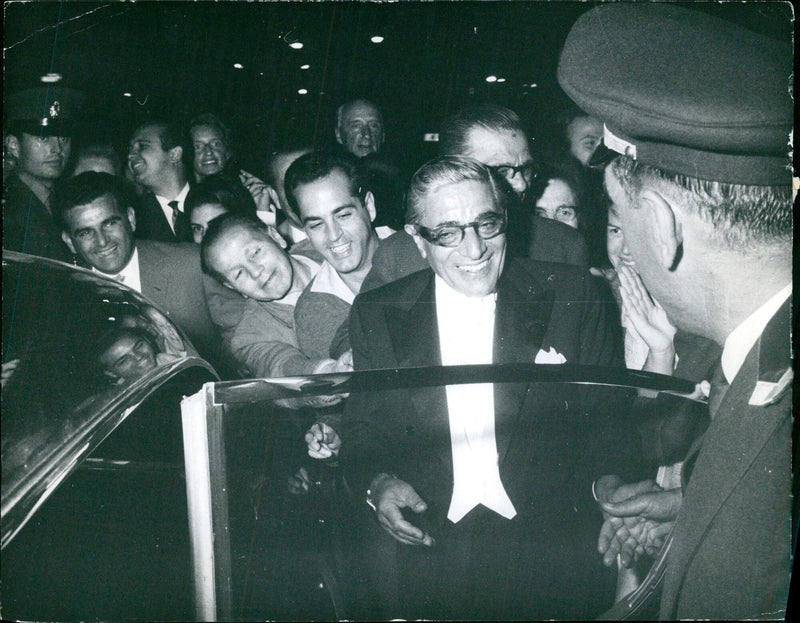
[535,347,567,364]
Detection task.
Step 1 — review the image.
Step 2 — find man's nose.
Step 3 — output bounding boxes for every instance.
[246,262,263,280]
[507,171,528,195]
[461,227,486,259]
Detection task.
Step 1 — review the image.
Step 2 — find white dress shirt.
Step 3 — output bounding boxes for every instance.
[93,247,142,293]
[435,276,516,523]
[155,183,190,234]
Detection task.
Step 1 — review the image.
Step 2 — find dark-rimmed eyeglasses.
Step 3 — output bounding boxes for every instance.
[488,162,538,182]
[414,213,507,247]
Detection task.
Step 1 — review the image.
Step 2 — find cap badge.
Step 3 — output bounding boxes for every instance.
[49,101,61,119]
[604,125,637,159]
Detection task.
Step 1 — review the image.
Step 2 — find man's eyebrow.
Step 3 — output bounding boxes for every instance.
[302,204,357,224]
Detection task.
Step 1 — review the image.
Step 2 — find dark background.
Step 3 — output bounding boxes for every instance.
[4,1,793,177]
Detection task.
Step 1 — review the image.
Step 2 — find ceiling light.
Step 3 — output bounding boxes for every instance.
[123,92,132,97]
[298,88,308,95]
[497,77,506,83]
[371,35,384,43]
[530,83,538,88]
[233,63,244,69]
[40,73,62,83]
[485,75,497,83]
[289,42,303,50]
[301,64,310,70]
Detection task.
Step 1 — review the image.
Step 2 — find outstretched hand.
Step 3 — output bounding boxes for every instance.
[594,475,682,568]
[370,474,435,547]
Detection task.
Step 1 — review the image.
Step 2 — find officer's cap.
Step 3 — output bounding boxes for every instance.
[5,87,86,137]
[557,4,792,186]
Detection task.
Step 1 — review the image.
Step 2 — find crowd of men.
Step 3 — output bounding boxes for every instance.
[2,3,793,620]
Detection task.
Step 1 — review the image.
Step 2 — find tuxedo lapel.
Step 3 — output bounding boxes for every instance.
[494,262,555,463]
[386,272,452,474]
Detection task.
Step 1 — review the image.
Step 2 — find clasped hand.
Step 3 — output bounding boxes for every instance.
[593,475,682,568]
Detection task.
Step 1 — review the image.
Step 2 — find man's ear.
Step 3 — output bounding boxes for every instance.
[169,145,183,164]
[641,189,683,270]
[4,134,20,160]
[266,225,288,249]
[61,230,77,255]
[364,191,377,223]
[126,206,137,233]
[334,125,343,145]
[404,224,428,260]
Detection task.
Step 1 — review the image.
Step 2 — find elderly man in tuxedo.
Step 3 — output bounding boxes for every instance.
[340,156,643,620]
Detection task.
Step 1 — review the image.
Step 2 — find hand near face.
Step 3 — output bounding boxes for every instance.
[618,265,676,368]
[369,474,435,547]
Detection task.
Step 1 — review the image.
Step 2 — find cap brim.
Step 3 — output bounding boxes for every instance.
[587,139,618,170]
[8,120,73,137]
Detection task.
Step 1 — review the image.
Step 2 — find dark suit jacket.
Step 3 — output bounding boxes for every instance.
[137,240,226,372]
[2,173,72,262]
[341,259,643,619]
[134,192,192,243]
[660,298,792,620]
[360,217,588,293]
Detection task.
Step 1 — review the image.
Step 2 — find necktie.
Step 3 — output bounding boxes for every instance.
[169,200,191,241]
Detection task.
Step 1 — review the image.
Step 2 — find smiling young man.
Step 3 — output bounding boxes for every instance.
[53,171,224,371]
[339,156,637,620]
[127,120,192,242]
[284,152,390,360]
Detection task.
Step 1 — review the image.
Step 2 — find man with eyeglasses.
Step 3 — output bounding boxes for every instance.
[360,103,588,293]
[340,156,638,620]
[440,102,588,264]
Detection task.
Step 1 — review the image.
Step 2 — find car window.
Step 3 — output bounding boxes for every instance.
[1,253,211,548]
[185,368,705,621]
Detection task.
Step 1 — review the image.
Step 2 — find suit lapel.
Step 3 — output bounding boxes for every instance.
[137,241,169,305]
[662,299,792,615]
[494,261,555,463]
[386,272,452,474]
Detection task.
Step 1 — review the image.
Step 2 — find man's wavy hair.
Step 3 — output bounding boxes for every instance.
[609,156,793,249]
[405,156,511,226]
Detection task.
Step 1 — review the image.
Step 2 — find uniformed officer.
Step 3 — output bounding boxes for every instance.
[558,4,793,619]
[3,86,86,261]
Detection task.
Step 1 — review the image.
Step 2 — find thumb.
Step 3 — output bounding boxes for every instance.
[403,487,428,513]
[603,490,679,520]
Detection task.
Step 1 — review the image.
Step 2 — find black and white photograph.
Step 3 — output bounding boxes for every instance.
[2,1,794,620]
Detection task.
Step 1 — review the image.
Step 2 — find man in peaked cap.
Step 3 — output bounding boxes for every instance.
[3,86,86,261]
[558,4,793,619]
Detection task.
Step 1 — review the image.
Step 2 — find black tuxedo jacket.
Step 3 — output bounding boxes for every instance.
[341,259,643,619]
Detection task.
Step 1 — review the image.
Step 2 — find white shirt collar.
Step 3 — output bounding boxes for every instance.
[308,226,395,304]
[155,183,191,233]
[721,283,791,384]
[92,247,141,293]
[311,261,356,304]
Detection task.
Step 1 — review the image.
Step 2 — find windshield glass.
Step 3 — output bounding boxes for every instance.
[1,253,195,539]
